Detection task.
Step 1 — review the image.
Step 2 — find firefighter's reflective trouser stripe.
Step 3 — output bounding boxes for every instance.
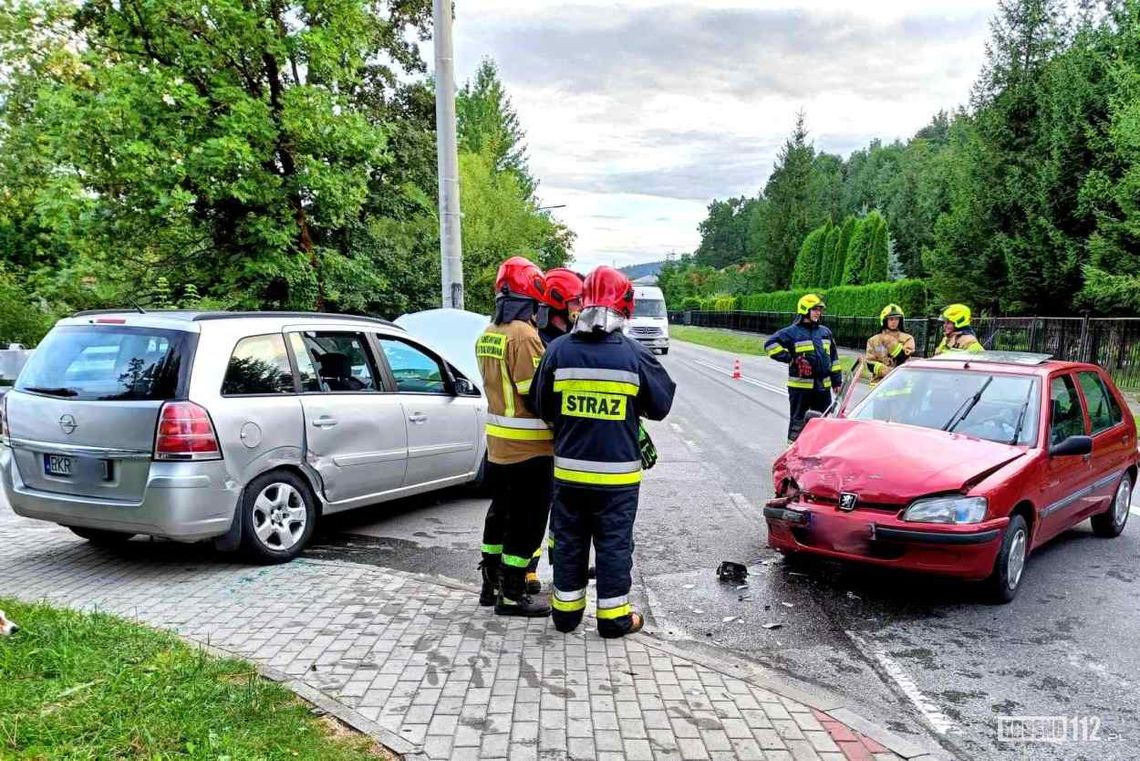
[787,388,832,443]
[550,484,640,636]
[480,456,553,600]
[486,414,553,442]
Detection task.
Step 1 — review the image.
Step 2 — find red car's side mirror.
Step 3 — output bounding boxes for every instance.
[1050,435,1093,457]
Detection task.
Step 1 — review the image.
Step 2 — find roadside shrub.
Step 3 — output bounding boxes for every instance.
[733,280,929,317]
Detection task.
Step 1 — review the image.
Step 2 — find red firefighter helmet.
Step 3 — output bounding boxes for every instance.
[582,266,634,318]
[543,268,585,312]
[495,256,546,302]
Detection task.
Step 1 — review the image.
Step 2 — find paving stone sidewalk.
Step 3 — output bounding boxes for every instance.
[0,510,933,761]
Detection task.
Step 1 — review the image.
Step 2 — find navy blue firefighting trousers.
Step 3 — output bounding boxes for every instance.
[550,483,639,636]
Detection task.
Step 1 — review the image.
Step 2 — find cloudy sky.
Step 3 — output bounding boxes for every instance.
[445,0,999,271]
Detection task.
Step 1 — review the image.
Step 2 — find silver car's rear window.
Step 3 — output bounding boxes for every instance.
[16,325,193,401]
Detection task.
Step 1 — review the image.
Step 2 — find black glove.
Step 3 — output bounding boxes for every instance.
[795,355,814,378]
[638,423,658,470]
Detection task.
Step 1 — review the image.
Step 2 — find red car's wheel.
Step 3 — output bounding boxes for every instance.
[986,514,1028,604]
[1091,473,1131,538]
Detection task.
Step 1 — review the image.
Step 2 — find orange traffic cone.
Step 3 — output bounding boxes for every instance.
[732,358,742,380]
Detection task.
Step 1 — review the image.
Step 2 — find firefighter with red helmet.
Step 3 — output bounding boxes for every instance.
[474,256,554,617]
[537,267,585,346]
[530,266,676,638]
[525,267,585,594]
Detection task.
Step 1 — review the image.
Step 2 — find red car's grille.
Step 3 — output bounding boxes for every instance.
[801,492,904,514]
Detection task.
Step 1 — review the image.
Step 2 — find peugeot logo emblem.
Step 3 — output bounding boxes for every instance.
[59,414,78,435]
[838,492,858,512]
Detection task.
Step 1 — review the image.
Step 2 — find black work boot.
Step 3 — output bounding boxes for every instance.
[495,568,551,618]
[552,608,584,633]
[598,611,645,639]
[478,558,500,607]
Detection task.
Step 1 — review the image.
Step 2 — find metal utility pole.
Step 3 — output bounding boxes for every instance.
[434,0,464,309]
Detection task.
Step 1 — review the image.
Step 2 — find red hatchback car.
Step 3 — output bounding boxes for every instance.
[765,352,1136,602]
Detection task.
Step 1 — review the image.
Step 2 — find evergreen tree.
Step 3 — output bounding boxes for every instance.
[761,112,821,290]
[457,58,536,199]
[791,224,829,288]
[820,224,842,286]
[863,212,890,283]
[830,216,857,286]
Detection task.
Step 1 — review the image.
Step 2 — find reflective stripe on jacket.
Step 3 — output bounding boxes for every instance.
[477,320,553,465]
[531,330,676,489]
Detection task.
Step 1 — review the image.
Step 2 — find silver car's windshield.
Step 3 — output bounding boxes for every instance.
[849,367,1039,446]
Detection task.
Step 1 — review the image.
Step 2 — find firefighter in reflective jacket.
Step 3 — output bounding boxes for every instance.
[475,256,554,618]
[523,267,585,594]
[935,303,984,355]
[864,303,915,386]
[530,266,676,638]
[764,294,842,443]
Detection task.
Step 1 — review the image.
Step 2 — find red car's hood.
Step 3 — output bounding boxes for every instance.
[781,418,1026,505]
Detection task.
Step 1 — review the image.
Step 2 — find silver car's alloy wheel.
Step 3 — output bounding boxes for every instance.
[1007,528,1027,590]
[251,483,307,551]
[1114,477,1131,528]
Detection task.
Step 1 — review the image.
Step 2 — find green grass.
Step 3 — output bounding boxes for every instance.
[0,598,389,760]
[670,325,857,372]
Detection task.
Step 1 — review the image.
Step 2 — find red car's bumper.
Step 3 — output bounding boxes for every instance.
[764,501,1009,580]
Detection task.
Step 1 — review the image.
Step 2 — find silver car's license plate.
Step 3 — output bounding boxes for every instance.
[44,454,74,477]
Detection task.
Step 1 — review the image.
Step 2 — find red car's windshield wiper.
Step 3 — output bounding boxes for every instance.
[942,377,992,433]
[1007,382,1036,445]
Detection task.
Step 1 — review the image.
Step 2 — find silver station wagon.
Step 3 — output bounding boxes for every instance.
[0,311,487,562]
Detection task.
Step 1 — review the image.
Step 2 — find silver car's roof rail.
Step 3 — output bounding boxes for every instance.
[69,309,404,330]
[191,311,404,329]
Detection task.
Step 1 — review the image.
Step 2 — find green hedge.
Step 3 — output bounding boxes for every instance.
[680,296,702,310]
[700,294,738,311]
[734,280,928,317]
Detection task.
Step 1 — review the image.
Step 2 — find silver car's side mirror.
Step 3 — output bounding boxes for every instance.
[453,377,479,396]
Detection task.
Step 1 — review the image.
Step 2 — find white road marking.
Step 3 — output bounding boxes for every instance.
[845,630,956,736]
[689,358,788,397]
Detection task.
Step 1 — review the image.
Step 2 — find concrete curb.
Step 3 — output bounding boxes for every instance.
[195,640,420,758]
[300,556,954,760]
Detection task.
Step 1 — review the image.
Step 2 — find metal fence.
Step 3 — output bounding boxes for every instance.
[670,311,1140,391]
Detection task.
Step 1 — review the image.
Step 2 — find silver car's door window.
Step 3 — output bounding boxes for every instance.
[290,331,408,504]
[287,333,322,392]
[376,336,479,487]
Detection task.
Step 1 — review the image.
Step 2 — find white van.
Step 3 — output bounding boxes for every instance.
[624,285,670,355]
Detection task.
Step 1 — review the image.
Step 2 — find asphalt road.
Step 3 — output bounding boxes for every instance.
[313,338,1140,760]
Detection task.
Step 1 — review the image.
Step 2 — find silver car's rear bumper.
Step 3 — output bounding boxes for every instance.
[1,445,240,542]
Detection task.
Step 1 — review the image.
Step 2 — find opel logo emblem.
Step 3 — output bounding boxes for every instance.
[838,492,858,512]
[59,414,78,435]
